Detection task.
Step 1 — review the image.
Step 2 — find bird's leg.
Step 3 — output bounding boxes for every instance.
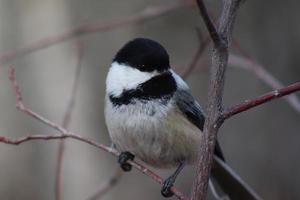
[110,142,116,149]
[118,151,135,172]
[161,161,186,198]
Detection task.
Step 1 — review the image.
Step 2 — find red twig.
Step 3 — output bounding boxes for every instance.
[0,133,188,200]
[55,41,84,200]
[6,66,189,200]
[230,40,300,114]
[0,133,112,149]
[0,1,194,65]
[222,82,300,120]
[178,16,300,116]
[193,7,300,115]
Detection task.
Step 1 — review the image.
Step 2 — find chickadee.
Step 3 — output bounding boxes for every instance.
[105,38,259,199]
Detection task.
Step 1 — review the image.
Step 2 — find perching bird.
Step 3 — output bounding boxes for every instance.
[105,38,261,199]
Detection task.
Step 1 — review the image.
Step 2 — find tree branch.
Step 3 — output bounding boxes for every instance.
[222,82,300,120]
[229,49,300,114]
[191,0,242,199]
[0,1,194,65]
[6,66,188,200]
[179,37,300,114]
[195,0,221,45]
[0,133,188,200]
[191,7,300,115]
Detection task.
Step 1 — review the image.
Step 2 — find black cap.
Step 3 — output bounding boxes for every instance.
[113,38,170,72]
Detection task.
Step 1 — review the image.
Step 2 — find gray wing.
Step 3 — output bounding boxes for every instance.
[174,89,224,160]
[174,89,205,131]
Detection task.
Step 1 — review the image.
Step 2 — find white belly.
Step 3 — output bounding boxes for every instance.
[105,98,202,168]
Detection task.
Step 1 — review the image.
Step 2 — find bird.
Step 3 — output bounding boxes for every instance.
[104,38,261,199]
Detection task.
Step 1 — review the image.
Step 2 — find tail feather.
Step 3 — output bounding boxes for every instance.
[211,156,262,200]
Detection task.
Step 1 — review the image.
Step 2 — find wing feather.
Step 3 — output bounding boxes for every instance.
[174,89,224,160]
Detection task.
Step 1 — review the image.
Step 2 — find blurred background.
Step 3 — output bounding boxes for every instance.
[0,0,299,199]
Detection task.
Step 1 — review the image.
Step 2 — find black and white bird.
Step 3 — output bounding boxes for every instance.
[105,38,260,199]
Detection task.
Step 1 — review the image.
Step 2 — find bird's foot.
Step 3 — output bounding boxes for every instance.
[118,151,135,172]
[161,176,175,198]
[161,161,186,198]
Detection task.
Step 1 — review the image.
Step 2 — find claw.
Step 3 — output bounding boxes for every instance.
[161,177,174,197]
[118,151,135,172]
[160,161,186,198]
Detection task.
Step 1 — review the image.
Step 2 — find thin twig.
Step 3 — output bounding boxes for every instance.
[195,0,221,45]
[0,133,187,200]
[6,66,189,200]
[0,1,194,65]
[222,82,300,120]
[229,50,300,114]
[55,41,84,200]
[87,169,123,200]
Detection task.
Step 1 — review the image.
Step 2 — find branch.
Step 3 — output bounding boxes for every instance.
[191,0,242,199]
[0,1,194,65]
[222,82,300,120]
[6,66,188,200]
[0,133,187,200]
[229,51,300,114]
[192,7,300,115]
[179,37,300,114]
[55,40,84,200]
[195,0,222,46]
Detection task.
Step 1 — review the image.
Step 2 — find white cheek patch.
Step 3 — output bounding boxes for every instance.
[106,62,159,97]
[171,70,189,90]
